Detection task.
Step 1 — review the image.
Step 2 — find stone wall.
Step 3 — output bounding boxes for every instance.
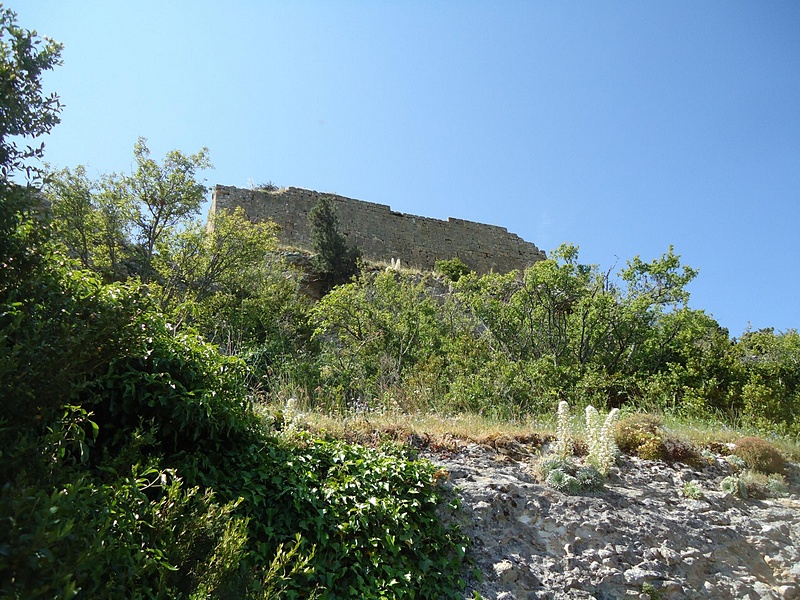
[210,185,546,274]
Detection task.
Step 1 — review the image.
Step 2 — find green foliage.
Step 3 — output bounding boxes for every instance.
[127,137,212,282]
[45,137,212,283]
[575,465,605,492]
[151,206,305,359]
[44,165,133,279]
[156,207,278,309]
[311,269,464,404]
[452,244,700,409]
[45,151,315,372]
[435,257,473,282]
[308,195,361,289]
[1,408,255,599]
[545,468,581,495]
[736,328,800,432]
[0,6,62,181]
[641,582,663,600]
[3,174,466,599]
[720,474,748,498]
[200,437,468,598]
[0,202,147,425]
[732,437,785,474]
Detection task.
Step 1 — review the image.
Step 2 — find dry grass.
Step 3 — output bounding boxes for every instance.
[661,415,800,461]
[270,405,550,451]
[264,401,800,462]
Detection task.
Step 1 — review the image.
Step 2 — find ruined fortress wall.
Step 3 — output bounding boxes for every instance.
[211,185,546,274]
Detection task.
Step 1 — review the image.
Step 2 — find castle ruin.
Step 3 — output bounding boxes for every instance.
[210,185,546,275]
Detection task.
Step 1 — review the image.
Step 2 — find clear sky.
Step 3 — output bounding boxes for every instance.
[14,1,800,337]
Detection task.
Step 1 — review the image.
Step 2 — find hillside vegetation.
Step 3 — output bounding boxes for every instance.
[2,8,798,599]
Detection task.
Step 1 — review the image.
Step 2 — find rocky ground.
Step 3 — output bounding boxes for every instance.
[424,442,800,600]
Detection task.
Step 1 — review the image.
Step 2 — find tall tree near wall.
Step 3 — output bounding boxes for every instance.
[308,195,361,290]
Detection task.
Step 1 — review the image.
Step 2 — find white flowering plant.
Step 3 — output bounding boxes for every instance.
[537,401,612,495]
[552,400,573,459]
[585,405,620,476]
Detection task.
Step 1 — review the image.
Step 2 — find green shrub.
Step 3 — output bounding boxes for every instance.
[721,475,748,498]
[308,195,361,289]
[201,436,469,598]
[681,480,703,500]
[732,437,785,474]
[0,464,255,599]
[641,582,664,600]
[538,457,604,495]
[435,257,473,282]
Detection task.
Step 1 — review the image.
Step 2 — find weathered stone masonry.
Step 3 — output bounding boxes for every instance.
[210,185,546,274]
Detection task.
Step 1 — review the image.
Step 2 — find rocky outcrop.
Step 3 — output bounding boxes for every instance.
[426,444,800,599]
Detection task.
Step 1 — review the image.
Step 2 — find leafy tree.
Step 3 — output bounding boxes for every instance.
[45,157,315,365]
[736,328,800,431]
[311,270,465,402]
[0,5,62,181]
[308,195,361,289]
[125,137,211,282]
[46,165,98,268]
[155,206,279,313]
[452,244,700,407]
[46,138,211,282]
[45,166,135,281]
[155,206,315,367]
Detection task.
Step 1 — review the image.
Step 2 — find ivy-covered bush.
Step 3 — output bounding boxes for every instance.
[0,189,469,599]
[201,437,468,598]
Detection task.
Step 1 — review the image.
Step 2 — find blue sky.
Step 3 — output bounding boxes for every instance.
[15,2,800,337]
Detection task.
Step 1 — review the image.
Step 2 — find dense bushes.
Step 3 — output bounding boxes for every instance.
[0,189,468,598]
[303,245,800,436]
[200,437,466,597]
